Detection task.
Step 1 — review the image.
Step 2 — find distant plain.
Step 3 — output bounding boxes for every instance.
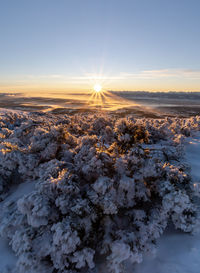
[0,91,200,118]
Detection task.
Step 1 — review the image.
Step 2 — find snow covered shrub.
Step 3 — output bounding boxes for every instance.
[115,118,149,150]
[0,111,200,273]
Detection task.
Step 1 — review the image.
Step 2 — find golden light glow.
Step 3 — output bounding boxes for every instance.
[93,84,102,93]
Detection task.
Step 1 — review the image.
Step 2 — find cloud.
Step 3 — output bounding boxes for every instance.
[25,74,64,79]
[120,69,200,80]
[8,69,200,84]
[71,75,125,80]
[69,69,200,81]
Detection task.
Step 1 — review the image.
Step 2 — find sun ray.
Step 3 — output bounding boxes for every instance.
[85,74,164,114]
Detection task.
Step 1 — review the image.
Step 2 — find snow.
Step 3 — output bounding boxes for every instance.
[2,181,35,205]
[0,237,17,272]
[0,181,35,272]
[132,231,200,273]
[0,140,197,273]
[130,133,200,273]
[0,112,200,273]
[185,133,200,182]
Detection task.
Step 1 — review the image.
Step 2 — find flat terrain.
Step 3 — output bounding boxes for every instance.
[0,91,200,117]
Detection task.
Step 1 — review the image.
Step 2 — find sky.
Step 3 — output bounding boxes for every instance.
[0,0,200,93]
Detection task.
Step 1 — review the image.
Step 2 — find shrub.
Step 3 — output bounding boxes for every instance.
[0,111,200,273]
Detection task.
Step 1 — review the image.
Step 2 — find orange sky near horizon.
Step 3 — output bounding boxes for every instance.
[1,69,200,94]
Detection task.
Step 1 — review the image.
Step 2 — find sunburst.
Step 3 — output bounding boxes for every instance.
[93,84,102,93]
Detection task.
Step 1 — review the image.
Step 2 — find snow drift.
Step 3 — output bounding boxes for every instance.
[0,110,200,273]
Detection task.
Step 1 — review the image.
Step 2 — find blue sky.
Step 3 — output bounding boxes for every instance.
[0,0,200,92]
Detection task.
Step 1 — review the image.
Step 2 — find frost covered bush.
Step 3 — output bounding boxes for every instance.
[0,111,200,273]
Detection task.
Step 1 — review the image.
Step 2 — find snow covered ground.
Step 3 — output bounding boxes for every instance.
[0,181,35,272]
[185,133,200,182]
[0,238,17,273]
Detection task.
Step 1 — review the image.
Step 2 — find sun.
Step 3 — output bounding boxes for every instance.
[93,84,102,93]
